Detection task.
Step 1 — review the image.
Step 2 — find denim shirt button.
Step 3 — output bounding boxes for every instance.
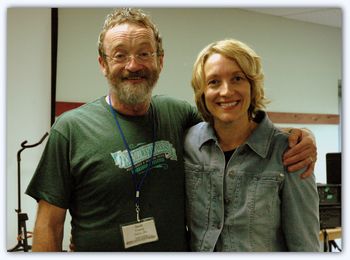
[224,198,230,204]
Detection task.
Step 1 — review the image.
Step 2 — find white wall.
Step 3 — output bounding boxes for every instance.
[6,8,52,251]
[56,8,341,114]
[6,7,342,252]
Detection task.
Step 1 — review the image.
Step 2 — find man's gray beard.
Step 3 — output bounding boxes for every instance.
[110,81,154,106]
[105,63,160,106]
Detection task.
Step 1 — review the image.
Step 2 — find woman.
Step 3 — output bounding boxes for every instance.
[184,39,320,252]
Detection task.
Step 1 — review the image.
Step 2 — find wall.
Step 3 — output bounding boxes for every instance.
[56,8,341,114]
[6,8,52,251]
[6,7,342,251]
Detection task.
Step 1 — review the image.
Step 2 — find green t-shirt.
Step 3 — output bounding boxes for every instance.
[26,95,201,251]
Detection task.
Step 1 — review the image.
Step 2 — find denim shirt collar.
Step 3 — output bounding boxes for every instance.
[197,111,275,159]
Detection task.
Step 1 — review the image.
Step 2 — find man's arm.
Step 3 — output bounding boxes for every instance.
[282,128,317,179]
[32,200,67,252]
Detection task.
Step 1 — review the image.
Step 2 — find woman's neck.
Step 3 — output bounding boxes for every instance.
[215,118,257,152]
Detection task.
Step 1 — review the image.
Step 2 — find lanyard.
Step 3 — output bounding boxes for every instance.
[108,95,156,222]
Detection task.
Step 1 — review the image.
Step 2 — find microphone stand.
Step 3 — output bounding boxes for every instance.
[8,132,49,252]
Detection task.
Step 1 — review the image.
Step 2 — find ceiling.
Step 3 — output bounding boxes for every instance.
[241,8,342,28]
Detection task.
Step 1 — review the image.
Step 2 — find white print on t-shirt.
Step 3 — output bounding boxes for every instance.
[110,140,177,174]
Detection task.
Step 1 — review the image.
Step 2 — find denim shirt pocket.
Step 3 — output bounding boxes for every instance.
[185,162,214,248]
[248,171,285,250]
[252,173,284,221]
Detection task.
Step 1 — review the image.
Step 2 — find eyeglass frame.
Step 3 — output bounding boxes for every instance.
[102,51,159,64]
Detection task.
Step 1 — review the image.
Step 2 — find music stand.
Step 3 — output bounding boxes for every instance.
[8,132,48,252]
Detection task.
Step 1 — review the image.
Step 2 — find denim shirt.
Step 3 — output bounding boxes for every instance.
[184,111,320,252]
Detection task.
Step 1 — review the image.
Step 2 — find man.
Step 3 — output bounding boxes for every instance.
[26,8,317,252]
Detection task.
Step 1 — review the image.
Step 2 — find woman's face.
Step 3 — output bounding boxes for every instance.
[203,53,251,126]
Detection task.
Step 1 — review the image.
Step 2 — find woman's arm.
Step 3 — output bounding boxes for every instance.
[281,168,320,251]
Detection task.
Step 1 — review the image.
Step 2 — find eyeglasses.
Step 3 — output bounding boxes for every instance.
[104,51,157,64]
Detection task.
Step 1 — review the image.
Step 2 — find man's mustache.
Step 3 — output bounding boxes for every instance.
[121,70,149,79]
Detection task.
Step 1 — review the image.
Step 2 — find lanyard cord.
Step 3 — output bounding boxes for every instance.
[108,95,156,221]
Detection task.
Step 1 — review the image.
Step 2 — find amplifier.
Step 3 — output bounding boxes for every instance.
[317,184,341,205]
[319,205,341,229]
[317,184,341,229]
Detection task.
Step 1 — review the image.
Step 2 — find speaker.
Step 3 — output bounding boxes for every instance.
[326,153,341,184]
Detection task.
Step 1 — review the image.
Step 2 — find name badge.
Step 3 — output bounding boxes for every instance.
[120,217,159,249]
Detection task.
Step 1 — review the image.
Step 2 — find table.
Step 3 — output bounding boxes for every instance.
[319,227,342,252]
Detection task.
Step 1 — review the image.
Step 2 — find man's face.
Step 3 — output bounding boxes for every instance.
[100,23,163,105]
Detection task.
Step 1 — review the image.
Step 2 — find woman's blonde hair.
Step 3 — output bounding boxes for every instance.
[191,39,269,124]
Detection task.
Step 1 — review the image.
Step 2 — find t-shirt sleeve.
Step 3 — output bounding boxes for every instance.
[25,128,73,209]
[179,100,202,129]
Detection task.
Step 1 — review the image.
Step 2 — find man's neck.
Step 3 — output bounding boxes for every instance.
[106,95,151,116]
